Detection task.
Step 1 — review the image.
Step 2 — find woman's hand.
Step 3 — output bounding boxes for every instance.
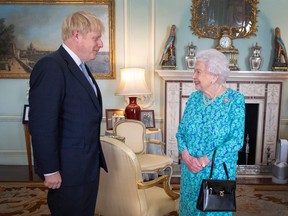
[197,155,211,168]
[182,150,203,173]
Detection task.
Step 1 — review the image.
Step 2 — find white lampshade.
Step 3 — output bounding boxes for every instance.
[115,68,151,96]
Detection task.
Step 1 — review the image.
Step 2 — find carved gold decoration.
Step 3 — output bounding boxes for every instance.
[138,175,180,200]
[191,0,259,39]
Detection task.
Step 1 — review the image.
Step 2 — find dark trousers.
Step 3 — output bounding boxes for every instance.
[47,179,99,216]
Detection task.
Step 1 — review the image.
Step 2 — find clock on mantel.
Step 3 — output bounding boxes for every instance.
[215,30,239,71]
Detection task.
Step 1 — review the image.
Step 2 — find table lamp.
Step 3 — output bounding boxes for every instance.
[115,68,151,120]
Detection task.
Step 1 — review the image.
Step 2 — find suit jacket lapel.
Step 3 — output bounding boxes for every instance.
[58,47,102,112]
[86,66,103,110]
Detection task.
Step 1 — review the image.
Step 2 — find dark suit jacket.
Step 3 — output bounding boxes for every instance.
[29,46,107,186]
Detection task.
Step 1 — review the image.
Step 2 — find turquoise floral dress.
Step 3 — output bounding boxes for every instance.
[176,88,245,216]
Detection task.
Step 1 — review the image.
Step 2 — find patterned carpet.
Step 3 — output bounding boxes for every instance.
[0,182,288,215]
[234,184,288,216]
[0,182,49,216]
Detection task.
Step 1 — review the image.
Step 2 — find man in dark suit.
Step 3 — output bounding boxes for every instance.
[28,11,107,216]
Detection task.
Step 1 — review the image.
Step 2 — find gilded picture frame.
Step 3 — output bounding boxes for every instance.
[0,0,115,79]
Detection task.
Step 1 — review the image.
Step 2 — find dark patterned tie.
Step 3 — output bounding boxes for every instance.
[80,63,97,96]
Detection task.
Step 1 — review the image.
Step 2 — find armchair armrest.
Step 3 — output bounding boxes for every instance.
[137,175,179,200]
[147,139,166,155]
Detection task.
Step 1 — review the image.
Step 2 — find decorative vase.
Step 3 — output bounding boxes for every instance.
[250,43,262,71]
[125,97,141,120]
[185,42,196,70]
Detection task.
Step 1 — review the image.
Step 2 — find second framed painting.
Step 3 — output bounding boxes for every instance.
[0,0,115,79]
[105,109,125,130]
[141,110,155,129]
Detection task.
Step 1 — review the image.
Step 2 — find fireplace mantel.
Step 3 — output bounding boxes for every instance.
[156,70,288,166]
[156,70,288,81]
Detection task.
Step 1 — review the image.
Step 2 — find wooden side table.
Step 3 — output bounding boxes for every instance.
[23,123,33,180]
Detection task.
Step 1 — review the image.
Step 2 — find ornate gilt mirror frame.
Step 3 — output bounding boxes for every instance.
[191,0,259,39]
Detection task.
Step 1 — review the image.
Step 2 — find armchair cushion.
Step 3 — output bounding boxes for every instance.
[137,154,173,172]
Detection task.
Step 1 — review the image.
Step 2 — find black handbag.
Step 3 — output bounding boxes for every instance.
[196,150,236,212]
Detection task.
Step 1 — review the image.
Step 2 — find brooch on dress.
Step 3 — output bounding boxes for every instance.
[224,98,230,103]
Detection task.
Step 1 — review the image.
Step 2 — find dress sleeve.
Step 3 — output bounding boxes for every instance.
[176,94,194,153]
[214,92,245,164]
[177,118,187,153]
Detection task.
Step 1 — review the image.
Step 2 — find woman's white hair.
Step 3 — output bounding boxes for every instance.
[195,49,230,84]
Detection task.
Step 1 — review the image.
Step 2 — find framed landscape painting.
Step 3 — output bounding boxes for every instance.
[0,0,115,79]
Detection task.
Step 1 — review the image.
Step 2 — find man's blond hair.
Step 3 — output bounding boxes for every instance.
[61,11,104,41]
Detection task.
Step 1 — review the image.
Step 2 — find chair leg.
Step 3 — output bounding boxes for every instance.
[23,124,33,180]
[165,165,173,189]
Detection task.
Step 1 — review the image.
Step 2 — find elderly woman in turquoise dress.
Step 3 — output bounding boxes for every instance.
[176,49,245,216]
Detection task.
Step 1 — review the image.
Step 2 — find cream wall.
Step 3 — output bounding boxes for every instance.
[0,0,287,165]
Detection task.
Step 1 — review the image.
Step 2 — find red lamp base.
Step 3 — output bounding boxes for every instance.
[125,97,141,120]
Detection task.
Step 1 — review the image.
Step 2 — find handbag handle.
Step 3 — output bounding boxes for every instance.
[209,150,230,180]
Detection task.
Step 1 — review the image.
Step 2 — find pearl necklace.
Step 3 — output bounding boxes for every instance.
[202,85,222,106]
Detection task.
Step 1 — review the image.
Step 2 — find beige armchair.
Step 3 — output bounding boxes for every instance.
[113,119,174,182]
[96,137,179,216]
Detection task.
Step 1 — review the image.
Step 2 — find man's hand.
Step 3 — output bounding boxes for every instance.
[44,171,62,189]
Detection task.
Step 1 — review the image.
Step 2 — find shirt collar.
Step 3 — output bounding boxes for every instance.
[62,43,82,67]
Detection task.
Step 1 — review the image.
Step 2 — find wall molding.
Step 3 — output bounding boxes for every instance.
[0,150,28,165]
[120,0,155,109]
[280,118,288,125]
[0,115,22,122]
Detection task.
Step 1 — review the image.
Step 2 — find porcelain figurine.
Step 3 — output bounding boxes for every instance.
[160,25,176,69]
[272,27,288,71]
